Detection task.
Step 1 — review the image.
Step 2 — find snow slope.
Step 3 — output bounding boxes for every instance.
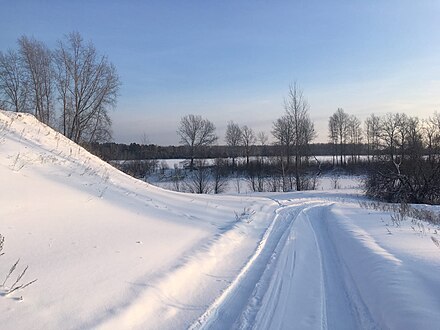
[1,110,440,329]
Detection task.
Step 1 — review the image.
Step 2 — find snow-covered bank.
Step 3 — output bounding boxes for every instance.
[1,110,440,329]
[0,111,276,329]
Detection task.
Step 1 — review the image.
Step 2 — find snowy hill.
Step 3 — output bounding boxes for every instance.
[1,110,440,329]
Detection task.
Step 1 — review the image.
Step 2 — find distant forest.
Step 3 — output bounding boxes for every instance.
[85,142,369,161]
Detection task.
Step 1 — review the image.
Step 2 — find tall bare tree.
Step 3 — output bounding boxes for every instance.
[257,131,268,146]
[287,83,316,190]
[177,114,217,169]
[225,121,242,166]
[18,36,54,125]
[364,114,382,162]
[328,108,349,166]
[257,131,269,159]
[432,112,440,154]
[381,113,400,162]
[347,114,362,163]
[273,83,316,191]
[423,116,439,163]
[54,32,119,143]
[406,116,423,160]
[328,115,338,165]
[241,125,256,166]
[0,50,28,112]
[395,113,409,160]
[272,114,294,165]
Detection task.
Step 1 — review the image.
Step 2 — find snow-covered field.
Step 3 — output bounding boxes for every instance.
[150,173,363,195]
[1,110,440,329]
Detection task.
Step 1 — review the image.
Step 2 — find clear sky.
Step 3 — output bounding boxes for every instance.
[1,0,440,145]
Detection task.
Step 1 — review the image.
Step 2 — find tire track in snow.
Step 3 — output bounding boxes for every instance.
[307,204,379,330]
[190,200,321,329]
[192,199,379,330]
[250,202,330,330]
[249,202,376,330]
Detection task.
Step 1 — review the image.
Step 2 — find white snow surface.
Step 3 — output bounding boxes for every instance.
[1,110,440,329]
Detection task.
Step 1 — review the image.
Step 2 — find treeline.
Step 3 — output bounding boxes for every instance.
[328,109,440,165]
[85,142,369,161]
[0,32,120,144]
[324,108,440,204]
[109,107,440,204]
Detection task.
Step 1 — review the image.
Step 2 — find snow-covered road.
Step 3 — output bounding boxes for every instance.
[192,196,440,330]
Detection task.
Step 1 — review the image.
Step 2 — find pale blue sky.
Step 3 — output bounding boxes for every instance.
[1,1,439,144]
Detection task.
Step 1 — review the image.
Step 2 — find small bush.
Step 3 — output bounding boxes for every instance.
[364,160,440,205]
[0,234,37,298]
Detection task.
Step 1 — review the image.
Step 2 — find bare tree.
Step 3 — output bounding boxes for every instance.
[0,50,28,112]
[406,116,423,160]
[285,83,316,190]
[241,125,256,166]
[297,115,316,164]
[212,158,228,194]
[272,114,294,166]
[395,113,409,160]
[257,131,269,159]
[257,131,268,146]
[365,112,440,204]
[423,116,439,163]
[225,121,242,167]
[347,114,362,163]
[177,114,217,169]
[246,159,267,192]
[381,113,400,162]
[18,36,54,125]
[328,108,349,166]
[53,32,119,143]
[432,112,440,155]
[364,114,382,162]
[185,160,212,194]
[171,164,185,192]
[328,115,338,165]
[273,83,316,191]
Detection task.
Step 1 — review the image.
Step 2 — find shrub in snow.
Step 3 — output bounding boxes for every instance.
[0,234,37,298]
[365,159,440,205]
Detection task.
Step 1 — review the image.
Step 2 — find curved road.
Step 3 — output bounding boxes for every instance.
[191,195,440,330]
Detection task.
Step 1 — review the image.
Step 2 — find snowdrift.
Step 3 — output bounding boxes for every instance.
[0,110,276,329]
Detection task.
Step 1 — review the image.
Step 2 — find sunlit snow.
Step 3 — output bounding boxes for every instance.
[1,110,439,329]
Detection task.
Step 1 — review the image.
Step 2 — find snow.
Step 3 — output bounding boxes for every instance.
[1,110,440,329]
[145,158,364,194]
